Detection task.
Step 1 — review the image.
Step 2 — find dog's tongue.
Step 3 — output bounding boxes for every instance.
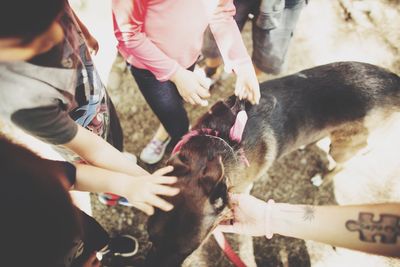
[229,110,248,143]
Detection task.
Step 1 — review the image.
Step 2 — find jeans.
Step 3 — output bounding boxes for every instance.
[202,0,306,74]
[128,63,196,143]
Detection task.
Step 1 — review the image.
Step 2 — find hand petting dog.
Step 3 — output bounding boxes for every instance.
[234,62,260,105]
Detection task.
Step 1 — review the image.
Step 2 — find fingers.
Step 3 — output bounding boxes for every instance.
[191,93,208,106]
[196,85,211,98]
[253,84,261,105]
[197,76,212,92]
[235,79,246,100]
[246,80,260,105]
[152,175,178,185]
[235,83,259,105]
[187,97,196,105]
[190,81,210,106]
[93,43,99,55]
[153,165,174,176]
[132,201,155,216]
[152,184,180,196]
[147,194,174,212]
[229,193,241,204]
[175,69,211,106]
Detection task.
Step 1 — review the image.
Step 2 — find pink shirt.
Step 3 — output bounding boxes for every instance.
[112,0,251,81]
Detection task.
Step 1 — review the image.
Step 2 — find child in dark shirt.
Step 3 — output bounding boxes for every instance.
[0,137,139,267]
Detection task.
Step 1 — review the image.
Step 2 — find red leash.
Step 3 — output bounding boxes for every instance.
[212,229,247,267]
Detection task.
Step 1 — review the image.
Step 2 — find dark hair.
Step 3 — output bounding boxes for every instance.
[0,136,81,267]
[0,0,65,40]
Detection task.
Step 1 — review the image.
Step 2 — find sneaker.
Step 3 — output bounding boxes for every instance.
[98,234,139,259]
[98,193,133,207]
[139,137,171,164]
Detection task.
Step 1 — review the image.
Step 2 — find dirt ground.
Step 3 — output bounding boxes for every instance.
[1,0,400,266]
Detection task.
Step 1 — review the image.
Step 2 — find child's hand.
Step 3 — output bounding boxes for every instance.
[120,166,180,216]
[234,63,260,105]
[217,194,273,237]
[171,66,211,106]
[85,34,99,55]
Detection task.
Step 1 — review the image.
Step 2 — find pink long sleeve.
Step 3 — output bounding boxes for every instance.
[209,0,252,73]
[112,0,179,81]
[112,0,252,81]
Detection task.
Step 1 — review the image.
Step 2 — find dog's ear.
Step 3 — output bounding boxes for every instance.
[194,101,235,130]
[230,97,247,114]
[167,154,190,176]
[198,156,228,212]
[198,156,224,196]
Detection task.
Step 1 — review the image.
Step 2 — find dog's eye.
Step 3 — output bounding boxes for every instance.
[179,154,189,163]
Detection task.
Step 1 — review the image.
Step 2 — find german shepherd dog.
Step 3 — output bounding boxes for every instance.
[144,62,400,267]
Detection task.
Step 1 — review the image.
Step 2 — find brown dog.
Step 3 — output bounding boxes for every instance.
[144,61,400,267]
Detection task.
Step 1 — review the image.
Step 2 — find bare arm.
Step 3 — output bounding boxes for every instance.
[73,163,179,215]
[219,194,400,258]
[64,125,148,176]
[62,126,180,215]
[272,203,400,258]
[209,0,260,104]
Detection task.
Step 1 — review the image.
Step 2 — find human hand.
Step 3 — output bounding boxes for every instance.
[81,252,101,267]
[171,66,211,106]
[217,194,274,237]
[120,166,180,216]
[85,34,99,55]
[234,63,260,105]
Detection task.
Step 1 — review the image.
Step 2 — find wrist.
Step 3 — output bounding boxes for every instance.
[170,65,183,83]
[264,199,275,239]
[232,57,253,74]
[109,173,131,198]
[269,203,302,238]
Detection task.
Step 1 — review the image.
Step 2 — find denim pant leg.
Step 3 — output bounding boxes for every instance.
[128,65,190,143]
[252,0,306,74]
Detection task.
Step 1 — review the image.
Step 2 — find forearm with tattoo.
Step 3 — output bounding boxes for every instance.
[346,213,400,244]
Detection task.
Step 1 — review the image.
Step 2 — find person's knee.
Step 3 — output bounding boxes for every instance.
[253,52,286,75]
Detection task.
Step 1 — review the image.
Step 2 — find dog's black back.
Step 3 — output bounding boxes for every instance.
[244,61,400,157]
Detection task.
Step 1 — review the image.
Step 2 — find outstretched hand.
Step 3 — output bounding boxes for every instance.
[85,34,99,55]
[217,193,272,237]
[234,63,260,105]
[121,166,180,216]
[171,66,211,106]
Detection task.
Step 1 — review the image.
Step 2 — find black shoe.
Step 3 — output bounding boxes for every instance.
[99,234,139,258]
